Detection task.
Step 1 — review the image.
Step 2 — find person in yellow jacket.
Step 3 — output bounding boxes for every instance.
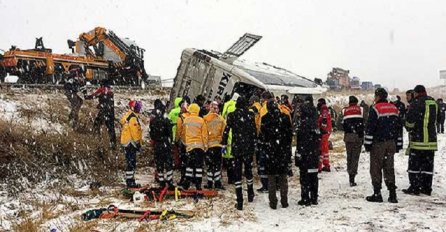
[222,93,238,185]
[203,101,226,190]
[180,103,208,190]
[120,100,143,188]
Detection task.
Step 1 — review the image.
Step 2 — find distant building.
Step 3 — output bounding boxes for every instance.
[361,81,374,90]
[350,76,361,89]
[326,67,350,90]
[374,84,382,89]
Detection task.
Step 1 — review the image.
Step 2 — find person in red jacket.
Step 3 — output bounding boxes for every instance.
[317,98,332,172]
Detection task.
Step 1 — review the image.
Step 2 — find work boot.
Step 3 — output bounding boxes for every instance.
[281,202,289,208]
[349,175,357,187]
[402,186,420,196]
[214,181,225,190]
[235,202,243,210]
[388,190,398,203]
[257,178,269,193]
[298,199,311,206]
[366,189,383,203]
[204,181,213,189]
[248,186,255,203]
[269,202,277,210]
[420,188,432,196]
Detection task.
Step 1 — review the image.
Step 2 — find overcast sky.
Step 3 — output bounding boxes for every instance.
[1,0,445,90]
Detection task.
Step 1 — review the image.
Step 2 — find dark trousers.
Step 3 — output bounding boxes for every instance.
[93,110,117,148]
[154,141,173,186]
[257,148,268,187]
[437,117,445,133]
[234,154,254,203]
[65,92,83,129]
[408,150,435,192]
[222,157,235,184]
[124,145,137,186]
[370,140,396,191]
[185,148,204,188]
[206,147,223,183]
[178,143,187,184]
[299,169,319,202]
[268,174,288,207]
[345,140,362,176]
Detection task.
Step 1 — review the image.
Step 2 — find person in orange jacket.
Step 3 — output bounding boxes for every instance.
[203,101,226,189]
[317,98,332,172]
[120,100,143,188]
[180,103,208,190]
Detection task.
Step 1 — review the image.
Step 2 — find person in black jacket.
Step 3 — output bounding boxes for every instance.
[64,68,86,129]
[437,98,445,134]
[403,85,438,196]
[364,88,402,203]
[85,79,117,149]
[393,96,406,120]
[149,99,174,189]
[222,96,257,210]
[295,95,321,206]
[260,100,293,209]
[341,96,364,186]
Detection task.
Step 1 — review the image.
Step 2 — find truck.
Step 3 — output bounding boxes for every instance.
[0,27,149,85]
[169,33,325,108]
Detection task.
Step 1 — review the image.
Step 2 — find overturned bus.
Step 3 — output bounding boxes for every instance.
[169,33,326,108]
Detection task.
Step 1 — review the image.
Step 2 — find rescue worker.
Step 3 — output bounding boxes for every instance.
[203,101,226,190]
[120,101,143,188]
[256,91,274,193]
[168,97,183,169]
[403,85,438,196]
[260,100,292,209]
[149,99,174,189]
[249,95,262,134]
[221,93,239,185]
[364,88,402,203]
[295,95,320,206]
[222,96,257,210]
[85,79,117,149]
[279,95,292,121]
[175,97,191,186]
[393,96,407,119]
[317,98,332,172]
[405,90,415,156]
[194,94,207,117]
[437,98,445,134]
[341,96,364,186]
[64,68,86,129]
[360,100,370,127]
[180,103,208,190]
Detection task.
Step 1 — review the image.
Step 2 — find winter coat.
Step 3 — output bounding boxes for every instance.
[222,106,256,157]
[168,97,183,141]
[405,95,438,151]
[120,110,142,147]
[175,112,191,143]
[342,104,365,139]
[317,105,332,134]
[182,104,208,152]
[149,110,172,144]
[393,100,407,119]
[295,102,320,169]
[438,102,446,121]
[222,100,236,119]
[85,86,114,115]
[259,105,293,175]
[203,112,226,148]
[364,100,402,151]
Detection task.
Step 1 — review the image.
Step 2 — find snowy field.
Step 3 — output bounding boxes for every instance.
[0,88,445,231]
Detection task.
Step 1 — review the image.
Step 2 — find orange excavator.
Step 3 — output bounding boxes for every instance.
[0,27,148,85]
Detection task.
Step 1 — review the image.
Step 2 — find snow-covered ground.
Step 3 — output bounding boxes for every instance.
[1,88,445,231]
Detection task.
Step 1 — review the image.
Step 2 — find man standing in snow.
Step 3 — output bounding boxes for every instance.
[364,88,402,203]
[149,99,174,189]
[403,85,438,196]
[222,96,257,210]
[260,100,292,209]
[64,68,86,129]
[317,98,332,172]
[120,101,143,188]
[360,100,369,128]
[295,95,320,206]
[85,79,117,149]
[437,98,445,134]
[342,96,365,186]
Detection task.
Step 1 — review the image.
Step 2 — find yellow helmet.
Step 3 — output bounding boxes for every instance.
[187,103,200,114]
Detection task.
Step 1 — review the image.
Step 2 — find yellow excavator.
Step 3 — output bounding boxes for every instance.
[0,27,148,85]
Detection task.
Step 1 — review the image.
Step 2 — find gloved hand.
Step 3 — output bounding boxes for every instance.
[364,144,372,152]
[221,145,227,155]
[294,151,302,167]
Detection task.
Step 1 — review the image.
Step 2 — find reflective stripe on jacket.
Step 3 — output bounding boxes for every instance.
[183,114,208,152]
[120,110,142,147]
[203,113,226,148]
